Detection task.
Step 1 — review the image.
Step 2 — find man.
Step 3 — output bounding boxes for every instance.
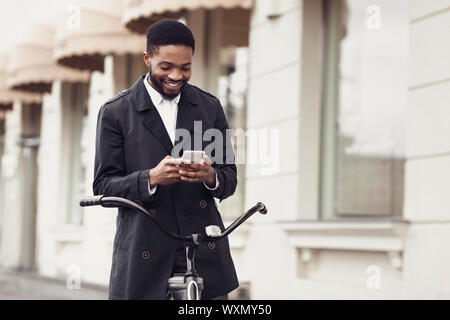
[93,19,238,300]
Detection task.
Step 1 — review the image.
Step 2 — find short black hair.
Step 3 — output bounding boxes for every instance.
[146,19,195,56]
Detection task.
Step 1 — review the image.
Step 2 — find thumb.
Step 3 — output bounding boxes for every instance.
[162,155,172,164]
[202,154,212,165]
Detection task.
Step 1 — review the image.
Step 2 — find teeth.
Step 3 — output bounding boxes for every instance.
[166,82,180,87]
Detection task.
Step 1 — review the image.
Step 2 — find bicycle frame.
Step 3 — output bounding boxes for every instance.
[80,195,267,300]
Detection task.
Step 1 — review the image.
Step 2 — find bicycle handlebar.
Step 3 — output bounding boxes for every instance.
[80,195,103,207]
[80,195,267,243]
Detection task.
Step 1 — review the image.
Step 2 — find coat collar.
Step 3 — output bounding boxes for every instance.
[131,74,199,112]
[130,75,201,154]
[142,73,181,106]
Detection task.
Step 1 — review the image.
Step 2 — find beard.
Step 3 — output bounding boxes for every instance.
[148,67,185,100]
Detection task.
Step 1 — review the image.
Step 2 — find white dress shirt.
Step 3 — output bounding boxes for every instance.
[143,74,219,194]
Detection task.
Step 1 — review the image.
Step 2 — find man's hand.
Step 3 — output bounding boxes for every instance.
[179,154,216,187]
[149,155,183,187]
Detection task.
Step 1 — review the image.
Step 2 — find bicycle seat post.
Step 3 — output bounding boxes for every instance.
[168,233,204,300]
[185,233,201,276]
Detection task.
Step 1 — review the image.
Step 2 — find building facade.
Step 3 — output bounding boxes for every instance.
[0,0,449,299]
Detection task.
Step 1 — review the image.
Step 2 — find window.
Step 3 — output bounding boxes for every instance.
[320,0,409,219]
[60,82,89,224]
[217,47,249,219]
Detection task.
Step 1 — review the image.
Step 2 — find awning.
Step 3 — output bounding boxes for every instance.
[54,0,146,72]
[0,54,42,108]
[122,0,253,34]
[7,25,90,94]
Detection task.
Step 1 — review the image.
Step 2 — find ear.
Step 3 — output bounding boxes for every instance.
[143,51,151,68]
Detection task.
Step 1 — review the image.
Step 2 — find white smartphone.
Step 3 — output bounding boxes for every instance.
[181,150,205,164]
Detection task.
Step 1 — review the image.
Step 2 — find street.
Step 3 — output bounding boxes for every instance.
[0,270,108,300]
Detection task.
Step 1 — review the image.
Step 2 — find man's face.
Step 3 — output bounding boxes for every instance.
[143,45,193,100]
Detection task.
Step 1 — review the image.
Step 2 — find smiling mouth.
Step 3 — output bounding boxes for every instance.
[163,80,184,90]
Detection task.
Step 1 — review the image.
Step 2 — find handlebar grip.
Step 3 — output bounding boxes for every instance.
[80,195,104,207]
[257,202,268,215]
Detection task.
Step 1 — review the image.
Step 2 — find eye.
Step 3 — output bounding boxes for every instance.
[160,66,170,71]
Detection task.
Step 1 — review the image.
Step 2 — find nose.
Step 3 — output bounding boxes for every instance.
[168,69,183,82]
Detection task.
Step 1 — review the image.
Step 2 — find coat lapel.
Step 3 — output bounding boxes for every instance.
[143,109,174,154]
[174,85,200,154]
[131,77,200,155]
[175,85,200,135]
[131,75,173,154]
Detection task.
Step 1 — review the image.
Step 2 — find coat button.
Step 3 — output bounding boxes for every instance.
[208,242,215,250]
[142,250,150,260]
[199,200,207,208]
[149,209,156,216]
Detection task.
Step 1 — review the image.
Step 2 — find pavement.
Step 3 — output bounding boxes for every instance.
[0,270,108,300]
[0,269,250,300]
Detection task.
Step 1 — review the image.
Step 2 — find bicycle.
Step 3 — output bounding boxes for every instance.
[80,195,267,300]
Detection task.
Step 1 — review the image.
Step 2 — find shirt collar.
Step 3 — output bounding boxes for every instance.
[143,73,181,105]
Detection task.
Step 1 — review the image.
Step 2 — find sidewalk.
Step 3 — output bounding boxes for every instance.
[0,269,249,300]
[0,270,108,300]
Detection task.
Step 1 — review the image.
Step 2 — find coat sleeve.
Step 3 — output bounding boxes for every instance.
[203,100,238,203]
[92,103,158,204]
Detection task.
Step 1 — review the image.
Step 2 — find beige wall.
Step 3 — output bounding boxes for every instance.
[239,0,450,299]
[403,0,450,297]
[1,0,449,299]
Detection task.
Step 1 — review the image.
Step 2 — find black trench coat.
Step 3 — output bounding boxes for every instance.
[93,75,239,299]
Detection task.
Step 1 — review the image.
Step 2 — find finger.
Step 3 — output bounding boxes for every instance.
[199,163,211,172]
[180,163,201,171]
[179,158,195,166]
[167,158,180,165]
[180,171,208,181]
[191,163,210,173]
[166,174,181,181]
[188,163,202,170]
[184,164,207,173]
[179,158,191,165]
[163,156,175,165]
[165,166,182,173]
[202,154,212,165]
[178,166,197,172]
[180,176,202,183]
[166,159,183,167]
[179,169,198,178]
